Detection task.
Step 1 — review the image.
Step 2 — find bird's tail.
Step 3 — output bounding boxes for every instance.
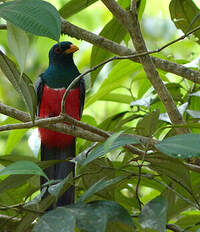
[40,141,75,207]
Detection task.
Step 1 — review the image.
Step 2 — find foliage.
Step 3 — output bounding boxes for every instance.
[0,0,200,232]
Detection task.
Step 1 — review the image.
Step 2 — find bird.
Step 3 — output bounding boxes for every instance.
[35,41,85,207]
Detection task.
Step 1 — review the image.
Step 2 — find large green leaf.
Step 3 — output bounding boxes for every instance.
[34,207,76,232]
[75,201,135,232]
[155,133,200,158]
[0,155,37,166]
[146,153,191,192]
[175,214,200,229]
[0,50,37,121]
[7,22,29,75]
[0,0,61,41]
[104,132,123,153]
[86,60,140,107]
[169,0,200,44]
[90,17,127,85]
[81,158,116,200]
[0,174,35,194]
[0,161,48,180]
[78,176,126,203]
[5,129,28,154]
[59,0,97,18]
[76,135,140,166]
[136,109,160,136]
[34,200,135,232]
[98,111,129,131]
[139,196,168,232]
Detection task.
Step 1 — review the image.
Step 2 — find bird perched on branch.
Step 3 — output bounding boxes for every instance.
[36,41,85,207]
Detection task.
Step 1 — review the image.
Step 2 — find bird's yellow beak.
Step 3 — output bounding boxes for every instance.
[65,44,79,54]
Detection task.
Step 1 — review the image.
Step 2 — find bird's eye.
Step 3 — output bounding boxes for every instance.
[54,47,62,54]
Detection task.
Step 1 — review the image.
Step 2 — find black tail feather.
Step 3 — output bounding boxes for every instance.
[41,141,75,207]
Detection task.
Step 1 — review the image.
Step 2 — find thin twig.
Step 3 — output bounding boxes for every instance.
[61,18,200,84]
[184,162,200,173]
[3,18,200,84]
[152,177,199,209]
[0,203,43,215]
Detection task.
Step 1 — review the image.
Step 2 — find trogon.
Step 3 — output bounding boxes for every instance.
[36,41,85,206]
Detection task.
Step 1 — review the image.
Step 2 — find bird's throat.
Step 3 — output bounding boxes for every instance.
[42,63,80,89]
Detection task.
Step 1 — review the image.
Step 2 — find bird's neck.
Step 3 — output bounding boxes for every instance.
[43,61,80,89]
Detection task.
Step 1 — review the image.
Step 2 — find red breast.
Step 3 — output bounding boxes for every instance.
[39,85,81,148]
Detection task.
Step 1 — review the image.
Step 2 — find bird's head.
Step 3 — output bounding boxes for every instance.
[48,41,79,65]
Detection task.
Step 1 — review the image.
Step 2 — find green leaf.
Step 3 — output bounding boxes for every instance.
[81,158,116,200]
[138,0,147,20]
[0,0,61,41]
[169,0,200,44]
[104,131,123,153]
[5,129,28,154]
[186,109,200,119]
[0,161,48,180]
[0,50,37,121]
[189,90,200,97]
[75,201,135,231]
[136,109,160,136]
[25,187,46,207]
[48,174,72,198]
[159,103,188,123]
[0,154,37,167]
[146,153,191,192]
[76,135,140,166]
[59,0,97,18]
[175,214,200,229]
[7,22,29,75]
[100,93,133,104]
[130,95,152,108]
[99,111,129,131]
[78,176,126,203]
[49,200,135,232]
[86,60,140,107]
[90,17,127,85]
[155,133,200,158]
[139,196,168,232]
[34,207,76,232]
[0,174,35,194]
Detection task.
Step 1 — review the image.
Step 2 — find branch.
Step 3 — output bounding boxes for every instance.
[0,102,147,155]
[101,0,189,134]
[0,102,104,142]
[61,18,200,84]
[0,102,151,156]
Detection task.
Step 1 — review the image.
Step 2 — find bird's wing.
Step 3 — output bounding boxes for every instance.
[35,75,44,116]
[79,78,86,118]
